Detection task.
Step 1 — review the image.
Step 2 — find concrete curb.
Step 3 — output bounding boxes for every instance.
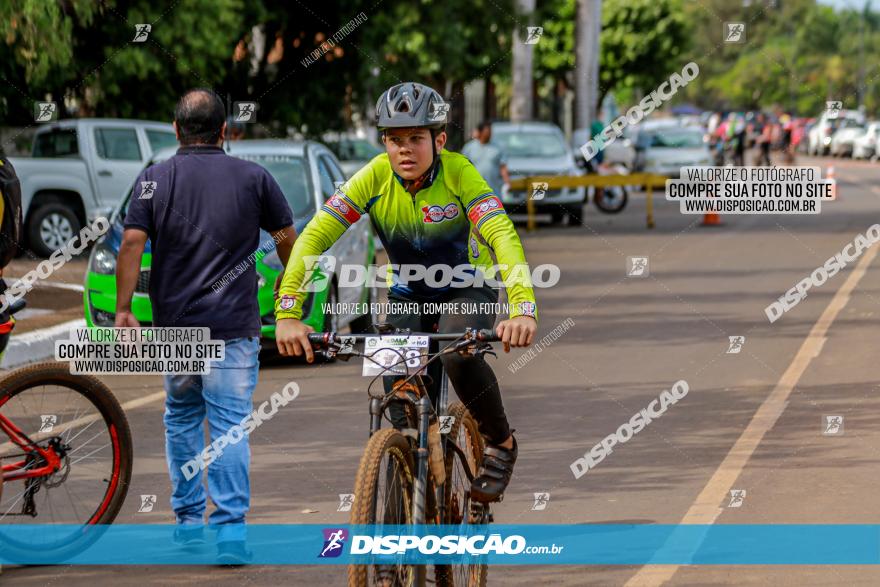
[1,319,85,369]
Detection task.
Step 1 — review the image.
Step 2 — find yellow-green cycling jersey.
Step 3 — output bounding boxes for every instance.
[275,149,538,322]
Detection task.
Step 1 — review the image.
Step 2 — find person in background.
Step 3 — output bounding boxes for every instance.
[461,121,510,197]
[752,113,772,166]
[116,88,296,565]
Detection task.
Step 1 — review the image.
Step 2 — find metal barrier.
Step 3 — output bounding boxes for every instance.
[507,173,670,231]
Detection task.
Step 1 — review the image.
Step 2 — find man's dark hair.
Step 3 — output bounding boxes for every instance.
[475,120,492,132]
[174,89,226,145]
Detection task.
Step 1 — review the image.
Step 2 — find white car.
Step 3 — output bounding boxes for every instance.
[808,109,864,156]
[852,121,880,159]
[8,118,176,256]
[491,122,586,224]
[829,119,865,157]
[633,126,712,177]
[571,126,635,169]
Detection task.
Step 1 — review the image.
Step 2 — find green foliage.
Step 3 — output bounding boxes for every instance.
[533,0,691,108]
[598,0,691,106]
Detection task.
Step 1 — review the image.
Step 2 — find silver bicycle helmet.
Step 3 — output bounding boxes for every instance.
[375,82,448,130]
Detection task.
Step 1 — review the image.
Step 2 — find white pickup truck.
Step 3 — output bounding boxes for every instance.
[9,118,176,256]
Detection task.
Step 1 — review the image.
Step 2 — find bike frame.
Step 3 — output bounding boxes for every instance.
[364,335,484,587]
[0,411,62,482]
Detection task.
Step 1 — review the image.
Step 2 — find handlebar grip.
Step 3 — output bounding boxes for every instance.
[476,328,501,342]
[307,332,330,347]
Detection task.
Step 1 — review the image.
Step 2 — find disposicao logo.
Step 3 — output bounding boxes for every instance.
[319,528,348,558]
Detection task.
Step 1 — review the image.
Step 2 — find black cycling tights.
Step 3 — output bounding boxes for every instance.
[382,286,512,446]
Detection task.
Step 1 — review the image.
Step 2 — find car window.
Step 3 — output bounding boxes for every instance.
[95,128,142,161]
[119,154,315,222]
[492,130,567,158]
[245,155,315,219]
[145,129,177,153]
[647,130,704,148]
[350,140,382,160]
[32,129,79,158]
[316,155,338,200]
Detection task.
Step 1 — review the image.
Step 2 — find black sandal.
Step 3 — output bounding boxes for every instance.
[470,436,517,503]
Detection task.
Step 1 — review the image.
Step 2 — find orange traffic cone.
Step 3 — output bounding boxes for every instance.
[827,165,837,200]
[702,209,722,226]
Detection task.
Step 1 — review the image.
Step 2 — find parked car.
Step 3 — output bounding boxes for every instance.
[84,140,376,345]
[808,109,864,156]
[491,121,585,225]
[324,135,383,178]
[571,126,636,169]
[633,126,712,177]
[8,119,176,256]
[852,121,880,159]
[829,118,865,157]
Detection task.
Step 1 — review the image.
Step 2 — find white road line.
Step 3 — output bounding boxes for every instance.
[1,279,85,292]
[625,244,880,587]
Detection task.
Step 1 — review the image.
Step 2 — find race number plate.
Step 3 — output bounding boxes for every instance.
[362,335,429,376]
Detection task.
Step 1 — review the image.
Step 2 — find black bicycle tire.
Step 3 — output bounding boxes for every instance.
[348,427,416,587]
[0,361,133,563]
[435,401,488,587]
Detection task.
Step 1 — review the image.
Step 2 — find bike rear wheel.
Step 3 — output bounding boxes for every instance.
[349,427,416,587]
[0,362,132,562]
[435,401,488,587]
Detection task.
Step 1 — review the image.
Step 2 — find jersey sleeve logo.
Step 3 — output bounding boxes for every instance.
[323,194,362,226]
[422,203,460,223]
[467,194,506,227]
[279,294,297,310]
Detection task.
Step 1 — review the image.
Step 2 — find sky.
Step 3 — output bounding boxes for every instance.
[818,0,873,9]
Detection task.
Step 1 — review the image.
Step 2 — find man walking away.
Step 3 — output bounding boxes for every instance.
[461,121,510,197]
[115,89,296,564]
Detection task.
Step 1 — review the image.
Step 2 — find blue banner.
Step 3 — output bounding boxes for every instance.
[0,524,878,565]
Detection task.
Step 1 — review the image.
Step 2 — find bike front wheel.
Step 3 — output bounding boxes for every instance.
[0,362,132,562]
[349,427,416,587]
[435,401,488,587]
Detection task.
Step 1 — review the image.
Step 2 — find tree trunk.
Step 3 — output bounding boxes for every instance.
[511,0,536,122]
[575,0,602,130]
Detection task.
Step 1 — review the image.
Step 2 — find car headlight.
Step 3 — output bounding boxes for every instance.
[90,243,117,275]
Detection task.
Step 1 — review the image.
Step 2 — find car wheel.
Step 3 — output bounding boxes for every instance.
[564,202,584,225]
[28,203,82,258]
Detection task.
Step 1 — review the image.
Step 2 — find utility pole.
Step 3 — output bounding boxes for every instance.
[511,0,536,122]
[575,0,602,130]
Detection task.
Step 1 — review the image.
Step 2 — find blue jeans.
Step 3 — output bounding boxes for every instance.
[163,337,260,543]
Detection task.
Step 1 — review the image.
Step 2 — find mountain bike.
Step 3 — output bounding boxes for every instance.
[309,326,500,587]
[0,297,133,563]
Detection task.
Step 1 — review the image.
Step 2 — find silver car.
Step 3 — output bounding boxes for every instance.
[491,122,585,224]
[634,126,712,178]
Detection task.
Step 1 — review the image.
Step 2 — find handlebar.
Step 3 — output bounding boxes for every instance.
[307,328,500,349]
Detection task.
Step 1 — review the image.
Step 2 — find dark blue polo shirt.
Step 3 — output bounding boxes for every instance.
[124,145,293,339]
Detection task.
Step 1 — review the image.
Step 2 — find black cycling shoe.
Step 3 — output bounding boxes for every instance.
[470,436,517,503]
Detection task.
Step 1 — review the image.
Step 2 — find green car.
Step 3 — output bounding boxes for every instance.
[84,140,377,345]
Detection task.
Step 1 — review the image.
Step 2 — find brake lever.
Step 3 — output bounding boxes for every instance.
[474,343,496,360]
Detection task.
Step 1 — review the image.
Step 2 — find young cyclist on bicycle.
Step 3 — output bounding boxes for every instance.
[274,82,538,502]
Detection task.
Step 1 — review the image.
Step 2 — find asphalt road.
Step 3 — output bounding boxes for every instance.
[4,154,880,585]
